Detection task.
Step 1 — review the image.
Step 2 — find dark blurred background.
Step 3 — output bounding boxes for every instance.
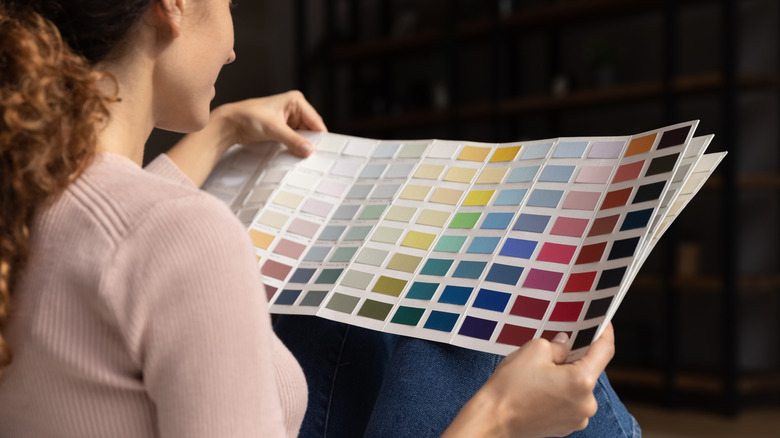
[146,0,780,418]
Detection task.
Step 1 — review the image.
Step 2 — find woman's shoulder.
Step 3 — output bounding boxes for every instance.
[66,152,245,247]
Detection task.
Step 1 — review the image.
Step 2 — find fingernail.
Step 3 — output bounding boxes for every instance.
[552,332,569,343]
[301,142,313,155]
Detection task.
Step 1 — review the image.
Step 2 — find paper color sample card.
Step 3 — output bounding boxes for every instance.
[202,121,724,361]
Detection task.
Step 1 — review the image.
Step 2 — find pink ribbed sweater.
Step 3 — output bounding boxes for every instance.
[0,153,307,437]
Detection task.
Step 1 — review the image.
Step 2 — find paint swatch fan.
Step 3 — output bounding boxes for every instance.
[203,121,724,361]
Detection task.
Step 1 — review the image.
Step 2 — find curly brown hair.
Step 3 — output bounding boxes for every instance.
[0,6,116,380]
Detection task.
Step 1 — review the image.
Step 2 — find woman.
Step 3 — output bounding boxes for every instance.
[0,1,637,436]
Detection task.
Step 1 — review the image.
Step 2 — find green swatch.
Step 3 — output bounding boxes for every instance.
[448,212,482,229]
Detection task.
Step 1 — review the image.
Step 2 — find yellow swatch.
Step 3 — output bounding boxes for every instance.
[477,167,508,184]
[399,184,432,201]
[401,231,436,250]
[257,210,289,229]
[490,146,522,162]
[444,167,478,184]
[626,133,657,156]
[416,209,451,227]
[430,187,464,205]
[387,253,423,273]
[463,190,496,206]
[272,191,304,209]
[372,276,408,297]
[413,164,446,180]
[385,206,417,222]
[458,146,491,162]
[249,229,275,250]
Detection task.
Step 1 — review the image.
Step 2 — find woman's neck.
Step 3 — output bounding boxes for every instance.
[93,30,158,166]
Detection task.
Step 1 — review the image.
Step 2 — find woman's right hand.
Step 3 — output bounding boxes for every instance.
[443,324,615,438]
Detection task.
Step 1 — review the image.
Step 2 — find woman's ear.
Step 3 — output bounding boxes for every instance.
[153,0,185,38]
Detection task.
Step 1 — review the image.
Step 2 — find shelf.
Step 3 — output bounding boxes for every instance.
[329,0,714,62]
[704,173,780,191]
[631,273,780,292]
[336,72,780,133]
[607,366,780,395]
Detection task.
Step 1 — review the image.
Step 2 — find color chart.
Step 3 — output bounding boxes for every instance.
[202,121,724,361]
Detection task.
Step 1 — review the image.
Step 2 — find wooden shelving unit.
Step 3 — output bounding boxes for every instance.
[335,72,780,133]
[296,0,780,414]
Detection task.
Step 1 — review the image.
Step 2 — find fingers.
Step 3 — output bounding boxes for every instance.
[286,90,327,133]
[297,96,328,133]
[273,123,314,158]
[574,323,615,381]
[549,333,572,365]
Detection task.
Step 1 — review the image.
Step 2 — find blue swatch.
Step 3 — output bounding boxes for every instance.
[481,212,515,229]
[485,263,524,286]
[373,143,400,158]
[495,189,527,206]
[527,189,564,208]
[620,208,654,231]
[513,213,551,233]
[359,163,387,179]
[275,289,302,305]
[452,261,488,279]
[539,165,576,183]
[458,316,497,340]
[406,282,438,300]
[473,288,511,312]
[508,166,540,183]
[520,142,553,159]
[438,285,473,305]
[319,225,346,241]
[553,141,589,158]
[289,268,316,283]
[467,236,501,254]
[304,246,331,262]
[499,238,537,258]
[424,311,460,332]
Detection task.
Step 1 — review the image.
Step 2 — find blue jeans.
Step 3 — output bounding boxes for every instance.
[274,316,640,438]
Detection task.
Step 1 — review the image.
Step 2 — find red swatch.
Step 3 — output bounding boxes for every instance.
[576,242,607,264]
[563,271,598,292]
[509,295,550,319]
[549,301,585,322]
[273,239,306,259]
[551,217,589,237]
[496,324,536,347]
[588,215,620,236]
[612,161,645,183]
[261,259,293,281]
[600,188,632,210]
[537,243,578,264]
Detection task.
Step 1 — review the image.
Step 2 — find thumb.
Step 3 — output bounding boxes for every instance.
[549,332,572,364]
[272,123,314,157]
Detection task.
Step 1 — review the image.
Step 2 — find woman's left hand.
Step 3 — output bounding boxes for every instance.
[166,90,327,186]
[216,90,328,157]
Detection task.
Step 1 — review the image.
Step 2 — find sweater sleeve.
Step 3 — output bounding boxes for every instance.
[102,192,291,437]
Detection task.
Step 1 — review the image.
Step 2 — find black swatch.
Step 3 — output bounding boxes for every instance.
[572,326,599,350]
[608,237,641,260]
[658,125,691,149]
[633,181,666,204]
[585,296,614,319]
[596,266,627,290]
